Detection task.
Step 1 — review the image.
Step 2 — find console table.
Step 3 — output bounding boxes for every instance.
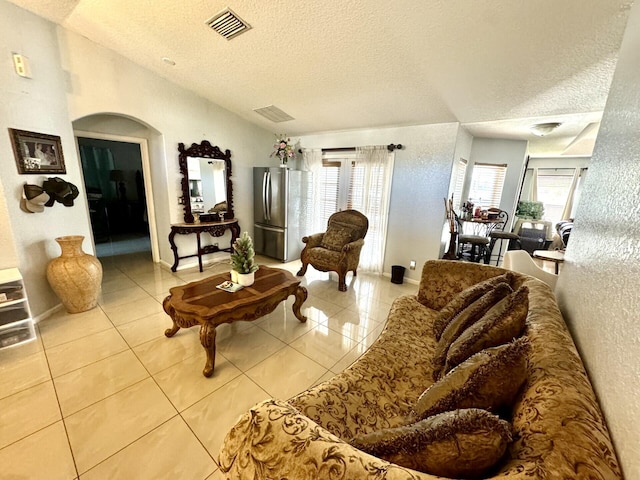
[169,220,240,272]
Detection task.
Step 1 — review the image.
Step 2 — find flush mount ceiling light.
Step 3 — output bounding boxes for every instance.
[253,105,295,123]
[530,122,562,136]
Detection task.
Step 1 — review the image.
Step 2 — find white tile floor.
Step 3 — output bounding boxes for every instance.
[0,252,417,479]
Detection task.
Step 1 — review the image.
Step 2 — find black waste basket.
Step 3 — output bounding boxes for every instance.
[391,265,405,284]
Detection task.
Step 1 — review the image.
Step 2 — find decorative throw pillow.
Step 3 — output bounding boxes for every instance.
[350,408,512,478]
[444,286,529,374]
[432,272,514,340]
[415,339,528,420]
[432,282,513,380]
[320,224,354,251]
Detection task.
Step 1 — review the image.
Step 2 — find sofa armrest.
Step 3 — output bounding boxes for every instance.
[218,398,439,480]
[302,232,324,247]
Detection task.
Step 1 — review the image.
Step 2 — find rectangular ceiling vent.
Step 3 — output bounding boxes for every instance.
[253,105,295,123]
[206,8,251,40]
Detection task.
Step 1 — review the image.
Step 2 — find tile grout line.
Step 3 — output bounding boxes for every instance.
[37,322,81,480]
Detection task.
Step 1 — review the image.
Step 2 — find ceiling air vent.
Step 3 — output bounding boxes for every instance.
[205,8,251,40]
[253,105,295,123]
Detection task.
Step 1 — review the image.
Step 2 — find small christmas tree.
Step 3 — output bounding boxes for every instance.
[230,232,259,274]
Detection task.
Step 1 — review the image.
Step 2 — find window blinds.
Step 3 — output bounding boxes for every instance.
[468,163,507,208]
[452,158,468,208]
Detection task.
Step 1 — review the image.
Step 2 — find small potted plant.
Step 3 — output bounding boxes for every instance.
[230,232,259,286]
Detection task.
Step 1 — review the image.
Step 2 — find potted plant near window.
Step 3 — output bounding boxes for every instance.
[230,232,259,286]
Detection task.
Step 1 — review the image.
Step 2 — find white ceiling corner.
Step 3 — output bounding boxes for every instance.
[7,0,633,155]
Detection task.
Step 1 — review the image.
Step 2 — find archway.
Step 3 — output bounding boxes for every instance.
[72,113,162,263]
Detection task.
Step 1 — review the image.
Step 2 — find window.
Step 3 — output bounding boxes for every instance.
[536,168,576,225]
[318,148,394,273]
[468,163,507,209]
[318,159,341,226]
[452,158,468,209]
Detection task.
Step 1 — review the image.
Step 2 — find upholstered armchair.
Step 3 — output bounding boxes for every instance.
[297,210,368,291]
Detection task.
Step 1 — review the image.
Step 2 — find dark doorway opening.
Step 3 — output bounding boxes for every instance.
[78,137,151,258]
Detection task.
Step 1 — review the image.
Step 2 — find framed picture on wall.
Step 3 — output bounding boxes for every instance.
[8,128,66,174]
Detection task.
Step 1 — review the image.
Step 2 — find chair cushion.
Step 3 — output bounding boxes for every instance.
[444,286,529,374]
[490,231,520,240]
[350,408,512,478]
[432,282,513,380]
[321,224,354,251]
[459,234,490,244]
[415,339,528,419]
[432,272,514,340]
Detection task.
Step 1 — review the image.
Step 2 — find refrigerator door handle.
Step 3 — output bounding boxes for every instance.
[266,171,272,221]
[262,171,268,221]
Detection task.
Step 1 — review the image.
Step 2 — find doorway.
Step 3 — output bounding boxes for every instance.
[76,135,153,258]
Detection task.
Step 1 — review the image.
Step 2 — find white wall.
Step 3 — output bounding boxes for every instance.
[0,1,93,316]
[57,28,275,269]
[555,2,640,476]
[299,123,460,282]
[0,1,275,315]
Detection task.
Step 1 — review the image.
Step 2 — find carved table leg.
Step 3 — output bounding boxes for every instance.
[292,286,308,323]
[163,295,181,337]
[200,322,217,377]
[168,229,180,272]
[164,320,181,338]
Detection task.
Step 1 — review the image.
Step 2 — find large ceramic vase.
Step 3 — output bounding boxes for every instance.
[46,235,103,313]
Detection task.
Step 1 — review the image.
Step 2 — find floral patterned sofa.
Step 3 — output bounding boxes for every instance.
[218,260,621,479]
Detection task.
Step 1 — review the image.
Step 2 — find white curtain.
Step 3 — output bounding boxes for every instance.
[301,148,324,233]
[356,145,394,274]
[560,168,581,220]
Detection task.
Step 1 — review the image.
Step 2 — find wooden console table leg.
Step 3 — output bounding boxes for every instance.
[200,322,217,377]
[292,286,308,323]
[168,230,180,272]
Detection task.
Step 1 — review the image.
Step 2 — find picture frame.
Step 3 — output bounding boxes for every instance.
[8,128,66,174]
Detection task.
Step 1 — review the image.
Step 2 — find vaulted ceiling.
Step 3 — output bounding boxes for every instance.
[8,0,632,155]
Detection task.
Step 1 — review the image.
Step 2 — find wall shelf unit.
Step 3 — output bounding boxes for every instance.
[0,268,36,350]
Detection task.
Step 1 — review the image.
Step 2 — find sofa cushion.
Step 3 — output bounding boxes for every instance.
[350,408,512,478]
[431,272,514,339]
[414,339,528,420]
[320,224,354,251]
[432,282,513,379]
[444,286,529,374]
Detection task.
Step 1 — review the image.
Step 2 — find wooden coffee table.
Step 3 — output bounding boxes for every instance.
[163,266,307,377]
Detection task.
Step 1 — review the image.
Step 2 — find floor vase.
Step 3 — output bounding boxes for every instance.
[47,235,103,313]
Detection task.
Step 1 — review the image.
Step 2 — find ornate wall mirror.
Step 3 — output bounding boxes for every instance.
[178,141,234,223]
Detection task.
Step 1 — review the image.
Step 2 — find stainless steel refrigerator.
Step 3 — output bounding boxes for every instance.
[253,167,312,262]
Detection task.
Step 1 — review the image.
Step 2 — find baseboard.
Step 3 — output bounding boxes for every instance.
[32,303,64,324]
[382,271,419,286]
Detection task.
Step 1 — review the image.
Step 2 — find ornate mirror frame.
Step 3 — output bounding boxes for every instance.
[178,140,234,223]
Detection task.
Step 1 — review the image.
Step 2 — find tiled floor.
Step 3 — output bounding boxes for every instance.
[0,252,417,479]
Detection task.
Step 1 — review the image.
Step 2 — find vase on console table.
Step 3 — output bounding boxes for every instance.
[46,235,103,313]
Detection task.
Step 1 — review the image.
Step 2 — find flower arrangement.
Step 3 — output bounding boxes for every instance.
[270,134,296,165]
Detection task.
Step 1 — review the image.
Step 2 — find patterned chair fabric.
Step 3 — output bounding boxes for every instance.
[296,209,369,291]
[219,260,622,480]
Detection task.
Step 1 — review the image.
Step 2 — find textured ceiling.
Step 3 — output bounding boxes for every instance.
[8,0,633,155]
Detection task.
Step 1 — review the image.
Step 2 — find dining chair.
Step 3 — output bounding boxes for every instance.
[486,209,521,265]
[454,212,490,262]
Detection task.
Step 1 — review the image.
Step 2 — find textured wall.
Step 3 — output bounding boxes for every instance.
[299,123,459,282]
[0,1,275,315]
[555,3,640,477]
[0,1,93,316]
